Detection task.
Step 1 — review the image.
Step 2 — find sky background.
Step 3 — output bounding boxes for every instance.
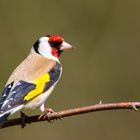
[0,0,140,140]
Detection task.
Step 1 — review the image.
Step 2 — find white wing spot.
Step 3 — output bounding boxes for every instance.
[8,105,11,108]
[12,91,16,94]
[8,85,12,88]
[3,94,6,97]
[16,82,21,86]
[1,100,9,107]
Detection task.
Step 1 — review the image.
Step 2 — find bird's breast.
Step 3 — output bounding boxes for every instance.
[24,85,54,109]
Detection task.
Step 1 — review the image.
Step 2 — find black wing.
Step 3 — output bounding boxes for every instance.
[0,81,36,113]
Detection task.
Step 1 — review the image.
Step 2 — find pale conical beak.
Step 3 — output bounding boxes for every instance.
[60,42,73,50]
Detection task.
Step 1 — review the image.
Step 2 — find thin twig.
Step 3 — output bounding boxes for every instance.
[1,101,140,129]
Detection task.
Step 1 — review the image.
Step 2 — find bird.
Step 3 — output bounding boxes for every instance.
[0,35,73,126]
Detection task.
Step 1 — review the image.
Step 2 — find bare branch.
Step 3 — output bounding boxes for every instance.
[1,102,140,129]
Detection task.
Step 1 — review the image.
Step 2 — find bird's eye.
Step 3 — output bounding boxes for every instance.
[49,41,62,48]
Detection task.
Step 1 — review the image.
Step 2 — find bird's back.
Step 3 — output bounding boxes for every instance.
[6,52,58,85]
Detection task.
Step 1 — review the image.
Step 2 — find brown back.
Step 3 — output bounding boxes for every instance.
[6,52,57,85]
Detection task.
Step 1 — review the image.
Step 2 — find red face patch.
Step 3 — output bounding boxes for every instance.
[51,48,59,58]
[48,35,64,43]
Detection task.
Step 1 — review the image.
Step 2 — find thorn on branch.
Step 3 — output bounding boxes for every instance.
[132,103,138,111]
[98,100,102,104]
[1,101,140,129]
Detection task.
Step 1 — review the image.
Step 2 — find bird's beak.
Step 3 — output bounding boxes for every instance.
[60,42,73,51]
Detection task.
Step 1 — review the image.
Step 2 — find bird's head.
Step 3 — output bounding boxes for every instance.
[32,35,73,61]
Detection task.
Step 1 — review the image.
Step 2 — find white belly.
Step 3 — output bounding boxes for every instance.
[24,86,54,109]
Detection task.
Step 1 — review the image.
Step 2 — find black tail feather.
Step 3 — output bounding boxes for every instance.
[0,113,10,127]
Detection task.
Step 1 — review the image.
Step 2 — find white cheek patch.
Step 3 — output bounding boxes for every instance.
[39,41,51,56]
[38,37,59,62]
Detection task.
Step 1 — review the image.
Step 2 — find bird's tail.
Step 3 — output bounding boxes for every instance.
[0,113,10,127]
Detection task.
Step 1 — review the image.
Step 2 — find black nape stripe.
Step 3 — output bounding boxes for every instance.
[33,40,40,54]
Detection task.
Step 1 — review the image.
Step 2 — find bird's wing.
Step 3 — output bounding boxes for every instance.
[0,62,62,114]
[0,82,14,108]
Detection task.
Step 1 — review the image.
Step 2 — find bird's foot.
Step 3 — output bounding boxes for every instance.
[20,111,28,128]
[38,108,62,123]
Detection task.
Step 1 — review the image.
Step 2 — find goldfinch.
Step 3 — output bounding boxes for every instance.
[0,35,73,125]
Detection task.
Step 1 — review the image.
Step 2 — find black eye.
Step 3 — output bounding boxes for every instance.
[49,41,62,49]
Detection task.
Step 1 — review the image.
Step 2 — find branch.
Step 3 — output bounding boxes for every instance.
[1,101,140,129]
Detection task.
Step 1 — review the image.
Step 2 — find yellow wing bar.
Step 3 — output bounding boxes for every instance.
[24,73,50,101]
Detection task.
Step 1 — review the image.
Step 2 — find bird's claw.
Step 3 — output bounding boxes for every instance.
[38,108,62,123]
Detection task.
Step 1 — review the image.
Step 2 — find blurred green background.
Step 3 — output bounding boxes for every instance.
[0,0,140,139]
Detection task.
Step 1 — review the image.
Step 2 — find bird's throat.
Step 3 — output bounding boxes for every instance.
[51,48,61,58]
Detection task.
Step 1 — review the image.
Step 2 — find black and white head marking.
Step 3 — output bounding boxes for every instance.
[33,40,40,54]
[32,35,73,61]
[32,36,61,61]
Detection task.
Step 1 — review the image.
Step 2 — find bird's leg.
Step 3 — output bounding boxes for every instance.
[20,111,28,128]
[38,108,62,123]
[38,108,56,123]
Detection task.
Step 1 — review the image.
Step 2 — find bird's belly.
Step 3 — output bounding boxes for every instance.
[24,86,54,109]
